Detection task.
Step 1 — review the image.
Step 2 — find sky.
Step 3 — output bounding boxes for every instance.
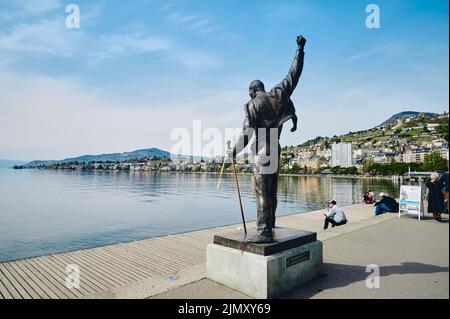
[0,0,448,161]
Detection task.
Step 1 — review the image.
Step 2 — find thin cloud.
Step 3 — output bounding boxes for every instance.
[0,5,102,57]
[96,33,171,58]
[91,33,220,67]
[167,13,196,24]
[169,48,220,68]
[0,1,221,68]
[0,17,79,57]
[345,43,406,61]
[0,17,218,68]
[345,46,386,61]
[0,0,61,21]
[166,13,219,36]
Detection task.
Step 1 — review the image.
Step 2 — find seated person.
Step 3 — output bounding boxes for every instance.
[324,200,348,230]
[363,192,374,204]
[374,192,399,216]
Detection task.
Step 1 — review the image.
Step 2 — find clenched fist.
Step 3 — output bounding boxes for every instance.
[297,35,306,49]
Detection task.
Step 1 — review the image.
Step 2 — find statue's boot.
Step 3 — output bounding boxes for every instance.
[247,233,273,244]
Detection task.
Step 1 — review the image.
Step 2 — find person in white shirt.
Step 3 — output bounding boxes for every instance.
[324,200,348,230]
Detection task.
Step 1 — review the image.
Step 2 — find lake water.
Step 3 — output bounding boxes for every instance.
[0,168,401,262]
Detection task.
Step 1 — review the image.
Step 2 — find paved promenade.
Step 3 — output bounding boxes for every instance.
[1,204,447,299]
[153,214,448,299]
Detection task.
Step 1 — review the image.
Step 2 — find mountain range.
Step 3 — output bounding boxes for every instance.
[25,148,170,167]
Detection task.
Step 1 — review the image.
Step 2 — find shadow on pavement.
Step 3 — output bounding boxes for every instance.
[280,262,449,299]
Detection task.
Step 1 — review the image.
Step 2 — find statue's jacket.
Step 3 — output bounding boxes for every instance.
[243,49,304,160]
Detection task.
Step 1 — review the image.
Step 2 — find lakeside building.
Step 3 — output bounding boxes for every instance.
[403,148,431,163]
[331,143,353,167]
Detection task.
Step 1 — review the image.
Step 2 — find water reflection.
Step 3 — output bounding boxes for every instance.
[0,169,400,262]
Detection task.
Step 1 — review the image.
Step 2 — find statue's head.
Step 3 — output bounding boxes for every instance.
[249,80,265,99]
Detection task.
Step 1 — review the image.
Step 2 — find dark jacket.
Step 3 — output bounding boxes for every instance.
[245,48,304,130]
[233,47,304,157]
[426,180,445,213]
[375,196,399,212]
[438,172,449,193]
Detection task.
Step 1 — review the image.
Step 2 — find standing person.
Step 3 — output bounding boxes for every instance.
[438,171,449,213]
[323,200,347,229]
[426,173,445,222]
[374,192,399,216]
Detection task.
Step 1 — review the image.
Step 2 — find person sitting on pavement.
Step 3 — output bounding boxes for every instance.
[374,192,399,216]
[363,191,374,204]
[323,200,348,230]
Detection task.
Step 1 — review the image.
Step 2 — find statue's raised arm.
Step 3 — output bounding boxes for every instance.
[271,35,306,98]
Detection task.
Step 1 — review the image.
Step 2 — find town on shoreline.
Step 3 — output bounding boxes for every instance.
[13,112,449,177]
[12,155,446,179]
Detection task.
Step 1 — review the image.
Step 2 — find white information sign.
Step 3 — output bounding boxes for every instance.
[399,185,422,220]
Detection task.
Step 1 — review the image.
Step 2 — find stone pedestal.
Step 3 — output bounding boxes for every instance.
[206,227,323,299]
